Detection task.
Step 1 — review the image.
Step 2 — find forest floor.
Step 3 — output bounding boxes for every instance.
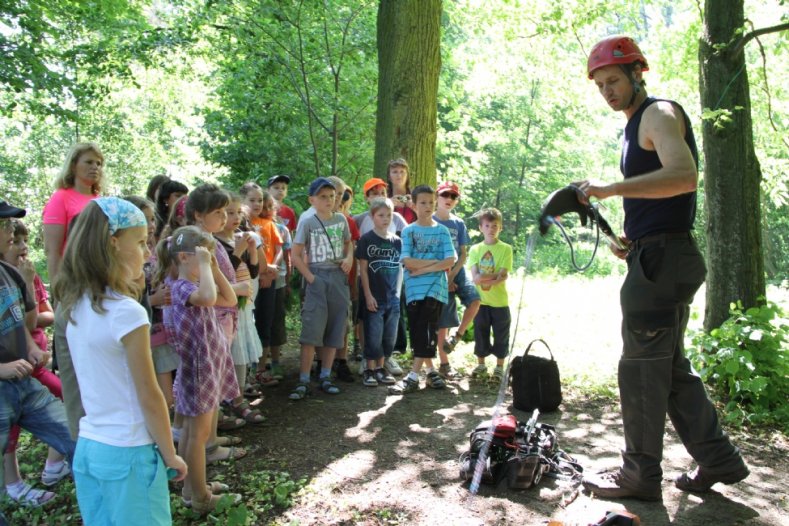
[4,277,787,525]
[223,276,789,526]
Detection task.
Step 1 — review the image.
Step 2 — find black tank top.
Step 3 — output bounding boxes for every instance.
[620,97,698,241]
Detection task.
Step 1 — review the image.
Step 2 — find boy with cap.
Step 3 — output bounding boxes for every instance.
[267,175,297,232]
[289,178,353,400]
[0,201,75,518]
[433,181,481,378]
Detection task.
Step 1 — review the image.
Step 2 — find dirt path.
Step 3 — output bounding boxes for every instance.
[226,277,789,526]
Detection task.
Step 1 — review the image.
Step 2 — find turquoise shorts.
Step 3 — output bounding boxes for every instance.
[73,438,172,525]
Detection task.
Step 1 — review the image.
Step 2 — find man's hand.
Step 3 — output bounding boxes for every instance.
[0,359,34,380]
[610,236,631,260]
[575,180,616,202]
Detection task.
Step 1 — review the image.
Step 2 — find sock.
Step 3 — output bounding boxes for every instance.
[320,367,332,379]
[44,460,64,472]
[425,367,434,375]
[407,371,419,382]
[5,480,27,499]
[299,372,311,384]
[171,427,182,441]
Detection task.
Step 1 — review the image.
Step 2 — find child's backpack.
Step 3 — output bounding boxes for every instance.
[509,338,563,412]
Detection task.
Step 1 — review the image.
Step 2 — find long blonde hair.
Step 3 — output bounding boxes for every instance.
[53,201,141,323]
[54,142,104,194]
[153,225,216,288]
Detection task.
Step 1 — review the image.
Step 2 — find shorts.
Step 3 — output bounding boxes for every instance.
[73,438,171,526]
[151,344,180,374]
[299,267,350,349]
[406,297,443,359]
[438,274,480,328]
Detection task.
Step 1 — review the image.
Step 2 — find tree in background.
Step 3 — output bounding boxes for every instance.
[374,0,441,186]
[699,0,788,329]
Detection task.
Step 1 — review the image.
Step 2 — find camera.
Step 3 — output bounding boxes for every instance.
[394,194,411,204]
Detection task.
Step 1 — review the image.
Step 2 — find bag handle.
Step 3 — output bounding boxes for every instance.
[522,338,555,362]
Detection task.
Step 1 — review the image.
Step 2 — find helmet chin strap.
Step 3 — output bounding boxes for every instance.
[619,64,642,109]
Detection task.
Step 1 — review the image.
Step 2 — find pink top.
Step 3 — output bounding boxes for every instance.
[31,274,49,352]
[42,188,97,253]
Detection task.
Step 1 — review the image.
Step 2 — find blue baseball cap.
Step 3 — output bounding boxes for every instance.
[308,177,335,196]
[0,201,26,219]
[267,174,290,187]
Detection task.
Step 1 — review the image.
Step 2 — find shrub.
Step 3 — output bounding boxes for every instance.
[689,299,789,432]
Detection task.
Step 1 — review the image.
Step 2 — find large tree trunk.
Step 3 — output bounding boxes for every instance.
[374,0,441,187]
[699,0,765,331]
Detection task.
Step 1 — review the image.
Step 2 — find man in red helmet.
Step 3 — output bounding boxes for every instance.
[578,36,749,501]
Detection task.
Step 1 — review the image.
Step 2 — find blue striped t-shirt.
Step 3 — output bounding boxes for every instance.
[400,222,456,304]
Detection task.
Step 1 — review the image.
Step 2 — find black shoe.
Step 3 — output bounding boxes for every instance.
[674,465,750,493]
[335,361,354,383]
[582,470,662,501]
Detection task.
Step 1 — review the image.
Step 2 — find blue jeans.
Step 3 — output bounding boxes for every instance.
[363,301,400,361]
[73,438,172,525]
[0,377,76,488]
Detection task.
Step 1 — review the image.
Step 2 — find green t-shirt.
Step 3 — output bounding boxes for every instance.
[467,240,513,308]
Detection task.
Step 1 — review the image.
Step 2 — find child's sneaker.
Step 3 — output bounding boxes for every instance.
[471,364,488,378]
[426,370,446,389]
[41,462,71,487]
[384,356,403,376]
[388,376,419,395]
[491,366,505,382]
[362,369,379,387]
[438,363,459,379]
[374,367,396,385]
[444,333,460,353]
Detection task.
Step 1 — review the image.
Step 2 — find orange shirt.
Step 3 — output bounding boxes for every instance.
[250,216,283,264]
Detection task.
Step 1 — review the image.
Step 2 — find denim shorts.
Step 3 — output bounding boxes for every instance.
[73,438,171,525]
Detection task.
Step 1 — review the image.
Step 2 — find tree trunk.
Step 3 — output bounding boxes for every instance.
[374,0,441,187]
[699,0,765,331]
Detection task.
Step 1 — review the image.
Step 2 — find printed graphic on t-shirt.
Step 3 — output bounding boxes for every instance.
[308,222,346,264]
[479,250,496,291]
[365,244,401,273]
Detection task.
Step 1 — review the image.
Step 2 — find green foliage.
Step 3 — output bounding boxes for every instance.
[689,299,789,431]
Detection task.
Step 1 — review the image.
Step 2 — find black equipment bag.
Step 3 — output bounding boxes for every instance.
[509,338,562,412]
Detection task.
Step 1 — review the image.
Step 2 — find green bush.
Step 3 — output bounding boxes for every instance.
[689,299,789,432]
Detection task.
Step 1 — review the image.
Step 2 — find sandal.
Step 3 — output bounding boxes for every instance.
[192,492,242,515]
[426,371,446,389]
[320,379,341,395]
[181,482,230,507]
[11,484,55,508]
[228,400,266,424]
[212,435,242,447]
[288,382,311,401]
[205,445,247,465]
[243,384,262,399]
[217,409,246,431]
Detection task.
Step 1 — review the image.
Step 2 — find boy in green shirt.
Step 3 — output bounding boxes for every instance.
[467,208,513,381]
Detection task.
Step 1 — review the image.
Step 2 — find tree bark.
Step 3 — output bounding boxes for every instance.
[699,0,765,331]
[375,0,441,187]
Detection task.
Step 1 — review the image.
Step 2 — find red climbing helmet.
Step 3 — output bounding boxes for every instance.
[587,35,649,79]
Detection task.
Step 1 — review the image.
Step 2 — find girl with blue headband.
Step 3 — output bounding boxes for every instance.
[54,197,187,525]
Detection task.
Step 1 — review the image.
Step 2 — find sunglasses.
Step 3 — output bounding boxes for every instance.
[439,193,459,200]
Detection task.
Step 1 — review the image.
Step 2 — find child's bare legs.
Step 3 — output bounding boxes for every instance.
[437,327,451,365]
[319,347,337,375]
[45,447,64,465]
[3,452,21,486]
[299,344,316,379]
[455,299,480,341]
[180,412,213,502]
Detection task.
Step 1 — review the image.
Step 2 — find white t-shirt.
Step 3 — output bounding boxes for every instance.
[67,290,152,447]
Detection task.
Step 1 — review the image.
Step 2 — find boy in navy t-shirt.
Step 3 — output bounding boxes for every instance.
[355,198,402,387]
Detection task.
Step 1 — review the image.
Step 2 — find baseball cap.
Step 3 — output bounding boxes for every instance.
[363,178,387,195]
[0,201,26,219]
[436,181,460,196]
[308,177,335,196]
[267,174,291,187]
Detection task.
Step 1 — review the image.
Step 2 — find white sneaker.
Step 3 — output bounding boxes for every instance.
[384,356,404,376]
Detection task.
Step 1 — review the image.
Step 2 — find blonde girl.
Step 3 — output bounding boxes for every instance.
[54,198,187,525]
[155,225,239,513]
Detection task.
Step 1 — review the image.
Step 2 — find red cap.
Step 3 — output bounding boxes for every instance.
[436,181,460,196]
[363,178,387,195]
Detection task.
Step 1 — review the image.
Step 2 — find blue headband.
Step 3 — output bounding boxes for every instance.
[94,197,147,234]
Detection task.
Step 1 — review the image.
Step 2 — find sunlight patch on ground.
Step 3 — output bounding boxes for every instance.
[344,396,399,442]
